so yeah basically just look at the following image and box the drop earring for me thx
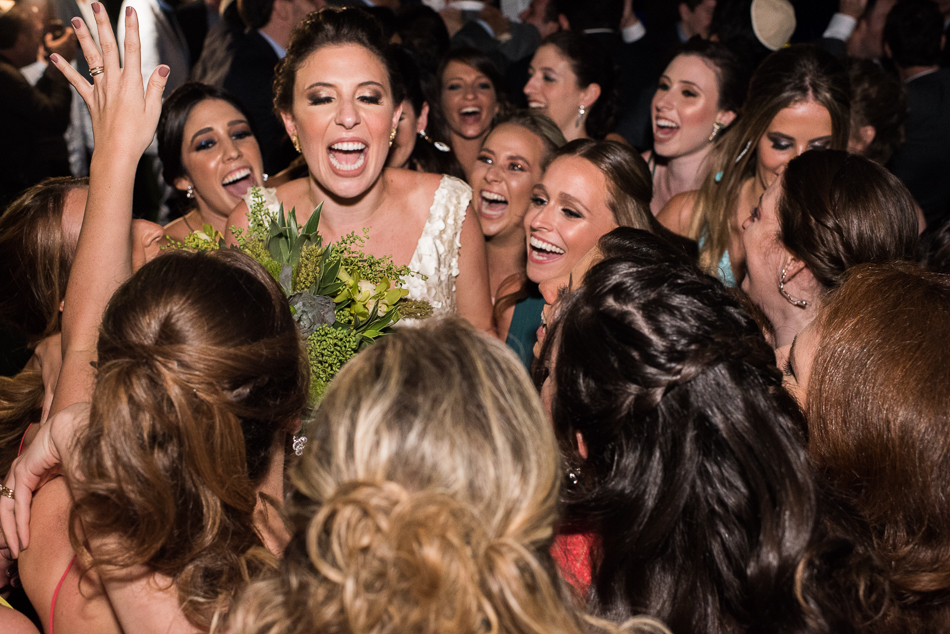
[779,267,808,308]
[708,121,725,142]
[418,130,451,152]
[389,127,397,147]
[575,104,586,128]
[186,185,194,199]
[292,134,301,153]
[262,173,269,182]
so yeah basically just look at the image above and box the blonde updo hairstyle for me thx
[69,250,309,629]
[228,319,642,634]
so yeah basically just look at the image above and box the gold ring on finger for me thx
[0,485,13,500]
[89,66,105,77]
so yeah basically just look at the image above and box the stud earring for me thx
[389,127,397,147]
[292,134,301,153]
[186,185,194,199]
[708,121,725,142]
[575,104,586,128]
[262,173,269,182]
[779,267,808,308]
[418,130,451,152]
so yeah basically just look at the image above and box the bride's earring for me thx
[779,267,808,308]
[575,104,586,128]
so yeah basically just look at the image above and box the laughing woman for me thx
[228,9,493,331]
[468,111,565,319]
[159,83,266,242]
[438,48,504,179]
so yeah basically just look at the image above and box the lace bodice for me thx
[242,175,472,317]
[402,175,471,316]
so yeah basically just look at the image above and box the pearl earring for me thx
[575,104,586,128]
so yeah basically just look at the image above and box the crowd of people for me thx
[1,0,950,633]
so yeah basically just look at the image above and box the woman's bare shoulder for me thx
[161,216,191,243]
[657,190,698,236]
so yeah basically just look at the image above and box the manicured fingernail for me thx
[158,66,169,77]
[92,2,100,13]
[126,5,132,15]
[49,53,60,63]
[71,16,82,28]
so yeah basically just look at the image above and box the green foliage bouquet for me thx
[181,187,431,401]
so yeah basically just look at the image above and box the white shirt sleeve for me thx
[822,13,857,42]
[622,20,647,44]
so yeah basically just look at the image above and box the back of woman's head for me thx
[808,263,950,601]
[227,318,600,634]
[550,243,816,632]
[542,31,618,139]
[0,177,87,344]
[158,82,252,187]
[778,150,918,294]
[845,58,907,165]
[71,249,308,628]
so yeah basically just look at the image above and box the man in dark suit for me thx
[0,7,76,208]
[884,0,950,231]
[192,0,324,175]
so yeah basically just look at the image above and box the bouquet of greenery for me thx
[180,187,432,401]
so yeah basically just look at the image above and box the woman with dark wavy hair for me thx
[541,228,823,633]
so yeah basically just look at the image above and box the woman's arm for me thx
[49,5,169,418]
[455,208,495,335]
[1,0,167,556]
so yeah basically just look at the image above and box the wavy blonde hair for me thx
[227,318,667,634]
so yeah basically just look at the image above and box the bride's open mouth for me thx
[222,167,254,198]
[328,141,367,172]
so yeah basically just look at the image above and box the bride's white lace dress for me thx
[245,174,472,317]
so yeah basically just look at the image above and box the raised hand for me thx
[48,3,168,164]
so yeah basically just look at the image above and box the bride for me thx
[227,8,493,331]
